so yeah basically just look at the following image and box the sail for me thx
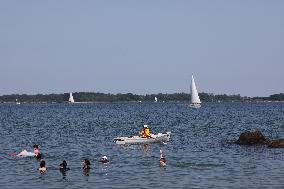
[155,97,158,102]
[68,93,75,103]
[190,75,201,104]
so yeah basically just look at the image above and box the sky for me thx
[0,1,283,97]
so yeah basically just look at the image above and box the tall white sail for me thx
[190,75,201,108]
[68,93,75,103]
[155,97,158,102]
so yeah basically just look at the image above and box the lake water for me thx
[0,102,283,189]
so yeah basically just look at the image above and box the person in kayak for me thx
[159,149,166,167]
[38,160,47,173]
[99,155,109,163]
[139,124,151,138]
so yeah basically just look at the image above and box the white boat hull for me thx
[189,103,201,109]
[114,132,171,145]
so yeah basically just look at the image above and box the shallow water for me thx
[0,102,283,189]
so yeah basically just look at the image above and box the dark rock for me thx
[235,130,269,145]
[268,139,284,148]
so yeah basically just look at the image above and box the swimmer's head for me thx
[83,159,90,166]
[40,160,46,168]
[100,156,109,163]
[33,144,39,149]
[60,160,67,169]
[62,160,67,166]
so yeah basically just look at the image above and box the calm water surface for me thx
[0,102,283,189]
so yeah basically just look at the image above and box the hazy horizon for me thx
[0,1,283,97]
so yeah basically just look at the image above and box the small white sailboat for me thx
[16,99,20,105]
[189,75,201,108]
[68,93,75,103]
[154,97,158,102]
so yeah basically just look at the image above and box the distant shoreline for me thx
[0,92,283,103]
[1,101,284,105]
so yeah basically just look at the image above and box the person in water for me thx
[99,156,109,163]
[33,144,42,159]
[82,159,91,170]
[16,144,41,159]
[59,160,70,171]
[139,124,151,138]
[82,159,91,176]
[38,160,47,173]
[159,149,166,167]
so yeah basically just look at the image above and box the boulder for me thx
[235,130,269,145]
[268,139,284,148]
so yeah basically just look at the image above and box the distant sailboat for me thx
[189,75,201,108]
[154,97,158,103]
[68,93,75,103]
[16,98,20,105]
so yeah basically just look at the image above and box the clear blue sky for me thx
[0,1,283,97]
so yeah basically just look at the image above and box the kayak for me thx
[114,132,171,145]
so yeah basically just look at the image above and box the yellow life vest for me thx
[144,128,150,138]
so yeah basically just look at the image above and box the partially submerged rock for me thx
[235,130,269,145]
[235,129,284,148]
[268,139,284,148]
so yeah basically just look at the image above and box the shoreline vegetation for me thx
[0,92,283,103]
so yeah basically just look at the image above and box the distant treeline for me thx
[0,92,283,103]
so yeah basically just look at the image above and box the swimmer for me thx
[159,149,166,167]
[38,160,47,173]
[82,159,91,170]
[99,156,109,163]
[82,159,90,176]
[59,160,70,171]
[33,144,42,159]
[16,150,31,157]
[16,144,41,159]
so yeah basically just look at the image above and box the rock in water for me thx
[268,139,284,148]
[235,130,268,145]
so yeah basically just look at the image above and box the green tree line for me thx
[0,92,283,103]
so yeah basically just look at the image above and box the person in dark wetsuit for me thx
[59,160,70,171]
[59,160,70,176]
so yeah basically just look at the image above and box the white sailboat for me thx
[16,98,20,105]
[154,97,158,102]
[68,93,75,103]
[189,75,201,108]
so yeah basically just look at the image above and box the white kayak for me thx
[114,132,171,145]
